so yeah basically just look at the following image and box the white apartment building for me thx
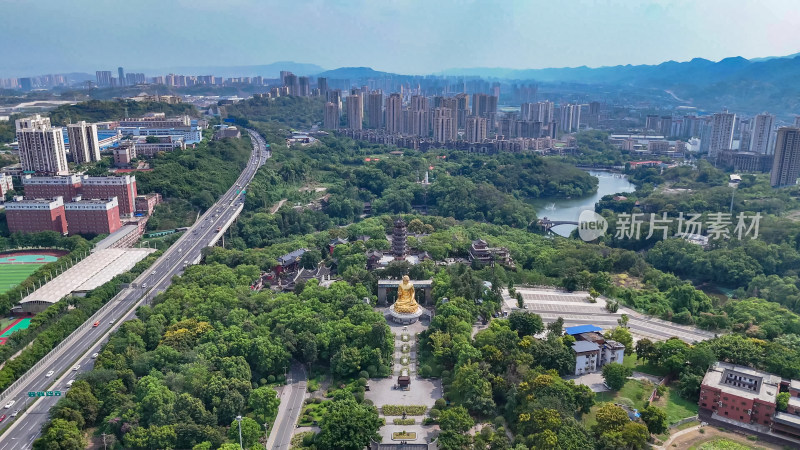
[15,115,69,175]
[67,121,101,164]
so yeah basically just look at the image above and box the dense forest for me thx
[34,215,800,448]
[135,131,253,230]
[34,263,392,449]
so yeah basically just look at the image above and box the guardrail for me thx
[0,283,144,403]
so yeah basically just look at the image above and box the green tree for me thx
[438,405,474,450]
[228,417,262,449]
[634,338,656,362]
[592,403,629,436]
[249,386,280,424]
[316,397,381,450]
[508,311,544,337]
[639,405,668,434]
[33,419,86,450]
[547,317,564,336]
[602,363,632,391]
[777,392,790,412]
[603,326,634,354]
[450,361,496,415]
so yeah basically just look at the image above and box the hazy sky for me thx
[2,0,799,77]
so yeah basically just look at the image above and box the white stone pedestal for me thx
[388,304,425,324]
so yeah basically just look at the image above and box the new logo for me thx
[578,210,608,241]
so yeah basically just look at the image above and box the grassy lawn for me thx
[0,317,13,331]
[689,437,765,450]
[622,353,670,377]
[654,385,698,424]
[584,379,652,427]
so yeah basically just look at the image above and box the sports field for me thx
[0,264,42,293]
[0,318,32,345]
[0,253,59,294]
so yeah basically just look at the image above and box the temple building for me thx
[392,218,408,258]
[468,239,514,268]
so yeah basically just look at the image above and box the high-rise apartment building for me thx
[645,115,660,131]
[125,73,146,85]
[795,116,800,128]
[317,77,328,96]
[16,115,69,175]
[67,121,101,164]
[385,93,403,134]
[298,77,310,97]
[407,95,429,137]
[117,67,125,86]
[559,104,582,133]
[19,78,32,91]
[284,73,299,96]
[465,116,487,143]
[280,71,291,85]
[328,89,342,112]
[324,102,339,130]
[455,93,470,129]
[709,112,736,159]
[472,93,487,117]
[522,101,554,124]
[749,113,775,155]
[433,108,455,143]
[770,127,800,188]
[346,95,363,130]
[96,71,112,87]
[366,91,383,129]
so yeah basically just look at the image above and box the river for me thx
[531,170,636,237]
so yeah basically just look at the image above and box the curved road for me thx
[0,129,270,449]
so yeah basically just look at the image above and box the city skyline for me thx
[2,0,800,77]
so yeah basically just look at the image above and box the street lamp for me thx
[236,415,243,449]
[264,422,269,450]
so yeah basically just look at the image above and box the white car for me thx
[91,353,98,359]
[66,380,75,387]
[109,319,115,324]
[72,365,80,371]
[45,370,54,378]
[10,410,19,418]
[4,401,14,409]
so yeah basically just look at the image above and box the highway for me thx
[0,129,270,449]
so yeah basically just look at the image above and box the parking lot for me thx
[504,287,716,343]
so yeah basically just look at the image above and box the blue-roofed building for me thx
[565,324,603,335]
[568,324,626,376]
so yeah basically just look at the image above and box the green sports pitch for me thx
[0,264,42,293]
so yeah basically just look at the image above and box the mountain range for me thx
[138,61,325,79]
[310,55,800,116]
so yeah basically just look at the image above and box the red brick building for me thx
[700,362,800,439]
[22,174,83,200]
[5,196,67,234]
[64,196,121,235]
[80,175,137,216]
[135,193,162,216]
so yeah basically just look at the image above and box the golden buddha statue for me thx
[394,275,419,314]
